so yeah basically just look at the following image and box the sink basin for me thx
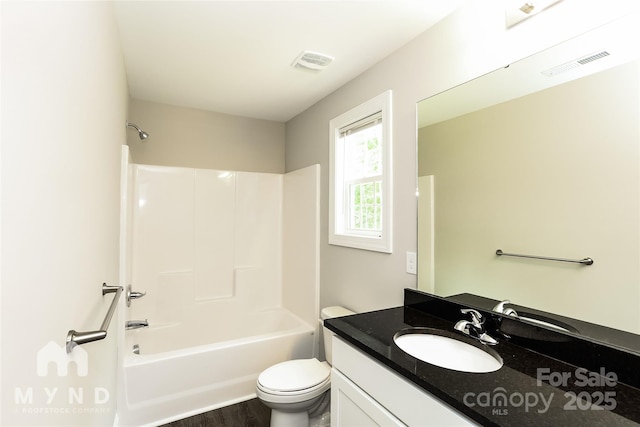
[393,329,503,373]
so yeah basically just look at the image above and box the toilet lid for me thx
[258,359,330,392]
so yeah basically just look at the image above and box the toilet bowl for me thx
[256,306,354,427]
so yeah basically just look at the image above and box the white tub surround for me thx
[117,164,320,426]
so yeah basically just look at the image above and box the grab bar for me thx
[496,249,593,266]
[66,283,123,353]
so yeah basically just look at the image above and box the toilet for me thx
[256,306,355,427]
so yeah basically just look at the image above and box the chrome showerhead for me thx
[126,122,149,140]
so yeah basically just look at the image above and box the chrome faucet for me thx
[125,319,149,330]
[492,300,518,317]
[454,309,498,345]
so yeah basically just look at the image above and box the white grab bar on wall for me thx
[66,283,123,353]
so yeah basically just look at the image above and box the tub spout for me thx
[126,319,149,330]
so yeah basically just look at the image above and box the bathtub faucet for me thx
[125,319,149,330]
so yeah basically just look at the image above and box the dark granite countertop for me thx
[324,289,640,427]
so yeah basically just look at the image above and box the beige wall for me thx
[1,1,128,425]
[127,99,285,173]
[419,62,640,332]
[285,1,639,313]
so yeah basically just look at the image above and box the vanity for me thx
[324,13,640,426]
[325,289,640,426]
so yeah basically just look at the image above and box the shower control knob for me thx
[126,285,147,307]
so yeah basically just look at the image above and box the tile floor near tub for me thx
[161,399,270,427]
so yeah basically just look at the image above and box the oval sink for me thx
[393,329,503,373]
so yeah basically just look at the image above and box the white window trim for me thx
[329,90,393,253]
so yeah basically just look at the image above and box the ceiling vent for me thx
[542,50,610,77]
[291,50,334,71]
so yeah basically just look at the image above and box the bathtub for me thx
[117,308,315,427]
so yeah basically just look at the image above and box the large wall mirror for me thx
[417,14,640,349]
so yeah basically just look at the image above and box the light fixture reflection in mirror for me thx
[504,0,562,28]
[416,14,640,349]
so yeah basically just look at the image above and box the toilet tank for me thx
[321,306,355,365]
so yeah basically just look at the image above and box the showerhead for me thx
[126,122,149,140]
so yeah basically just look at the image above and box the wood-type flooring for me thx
[160,398,270,427]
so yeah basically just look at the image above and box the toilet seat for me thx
[257,359,331,402]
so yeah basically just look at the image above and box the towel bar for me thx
[496,249,593,266]
[66,283,123,353]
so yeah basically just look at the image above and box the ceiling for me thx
[114,1,466,122]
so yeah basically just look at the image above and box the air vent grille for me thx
[291,51,334,71]
[542,50,610,77]
[577,51,610,65]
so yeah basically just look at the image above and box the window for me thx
[329,90,392,253]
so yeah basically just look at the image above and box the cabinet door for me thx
[332,337,477,426]
[331,368,405,426]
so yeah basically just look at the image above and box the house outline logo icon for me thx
[37,341,88,377]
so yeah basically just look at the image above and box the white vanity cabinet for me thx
[331,337,477,427]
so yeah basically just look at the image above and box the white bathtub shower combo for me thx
[117,157,321,426]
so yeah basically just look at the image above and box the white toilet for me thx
[256,306,355,427]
